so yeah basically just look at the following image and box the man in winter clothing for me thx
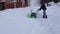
[37,1,47,18]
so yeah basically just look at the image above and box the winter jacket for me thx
[38,3,47,10]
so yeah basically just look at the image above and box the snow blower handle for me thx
[37,7,41,12]
[36,9,40,13]
[37,9,40,11]
[36,10,39,14]
[36,9,41,14]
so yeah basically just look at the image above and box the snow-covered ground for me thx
[0,2,60,34]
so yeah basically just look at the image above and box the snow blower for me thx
[27,9,37,18]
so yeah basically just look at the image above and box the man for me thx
[37,1,47,18]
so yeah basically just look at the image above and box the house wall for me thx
[1,0,41,9]
[0,0,2,3]
[16,2,22,8]
[1,0,28,9]
[0,0,5,10]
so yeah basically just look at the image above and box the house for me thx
[0,0,29,9]
[0,0,5,10]
[5,0,29,9]
[0,0,60,10]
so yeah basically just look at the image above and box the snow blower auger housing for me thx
[27,9,37,18]
[31,12,37,18]
[27,12,37,18]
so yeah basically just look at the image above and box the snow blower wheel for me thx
[31,13,37,18]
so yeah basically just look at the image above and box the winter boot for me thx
[42,15,47,18]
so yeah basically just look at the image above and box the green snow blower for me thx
[27,13,32,18]
[27,9,37,18]
[27,12,37,18]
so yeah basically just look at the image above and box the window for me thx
[2,0,6,2]
[25,0,27,2]
[11,0,16,2]
[17,0,22,2]
[19,0,21,1]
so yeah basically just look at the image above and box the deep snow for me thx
[0,2,60,34]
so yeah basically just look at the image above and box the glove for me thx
[37,8,41,11]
